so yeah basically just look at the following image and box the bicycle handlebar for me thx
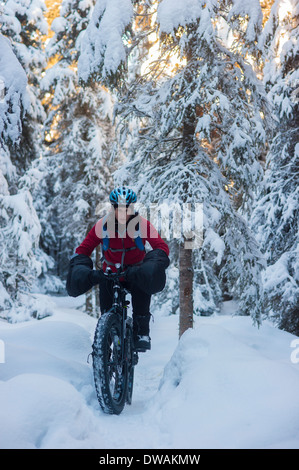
[104,265,126,281]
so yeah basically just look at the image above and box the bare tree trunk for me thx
[179,239,193,337]
[178,59,196,337]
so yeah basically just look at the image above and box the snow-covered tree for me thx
[0,0,48,174]
[251,0,299,335]
[0,34,29,150]
[40,0,115,288]
[77,0,134,90]
[0,34,44,322]
[78,0,270,331]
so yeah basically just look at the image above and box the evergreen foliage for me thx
[38,0,115,280]
[79,0,271,324]
[0,0,297,334]
[0,33,42,320]
[251,0,299,334]
[1,0,48,174]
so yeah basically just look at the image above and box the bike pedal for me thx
[135,347,148,353]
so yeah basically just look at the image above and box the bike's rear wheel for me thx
[92,311,128,415]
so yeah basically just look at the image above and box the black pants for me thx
[99,279,151,336]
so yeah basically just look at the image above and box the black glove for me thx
[66,254,93,297]
[89,269,106,286]
[124,249,170,295]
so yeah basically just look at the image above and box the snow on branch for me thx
[157,0,208,33]
[227,0,263,43]
[0,34,29,146]
[77,0,133,84]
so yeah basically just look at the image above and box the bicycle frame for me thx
[92,265,137,414]
[109,271,130,365]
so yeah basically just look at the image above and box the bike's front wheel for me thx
[126,320,135,405]
[92,311,128,415]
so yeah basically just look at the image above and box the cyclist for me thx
[67,187,170,351]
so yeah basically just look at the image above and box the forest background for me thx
[0,0,298,337]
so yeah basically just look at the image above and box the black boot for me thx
[134,313,151,352]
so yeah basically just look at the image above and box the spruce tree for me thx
[251,0,299,335]
[78,0,270,331]
[0,0,48,176]
[40,0,114,300]
[0,0,57,299]
[0,34,43,321]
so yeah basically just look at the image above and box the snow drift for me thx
[0,295,298,449]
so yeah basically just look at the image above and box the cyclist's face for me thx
[114,204,133,223]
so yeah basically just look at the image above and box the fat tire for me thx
[92,311,128,415]
[126,320,134,405]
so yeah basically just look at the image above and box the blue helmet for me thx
[109,187,137,205]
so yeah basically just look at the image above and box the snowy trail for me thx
[0,294,299,449]
[0,295,179,449]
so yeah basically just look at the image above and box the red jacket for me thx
[75,213,169,272]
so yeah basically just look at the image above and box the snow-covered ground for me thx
[0,294,298,449]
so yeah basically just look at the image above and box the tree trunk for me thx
[179,57,196,337]
[179,240,193,337]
